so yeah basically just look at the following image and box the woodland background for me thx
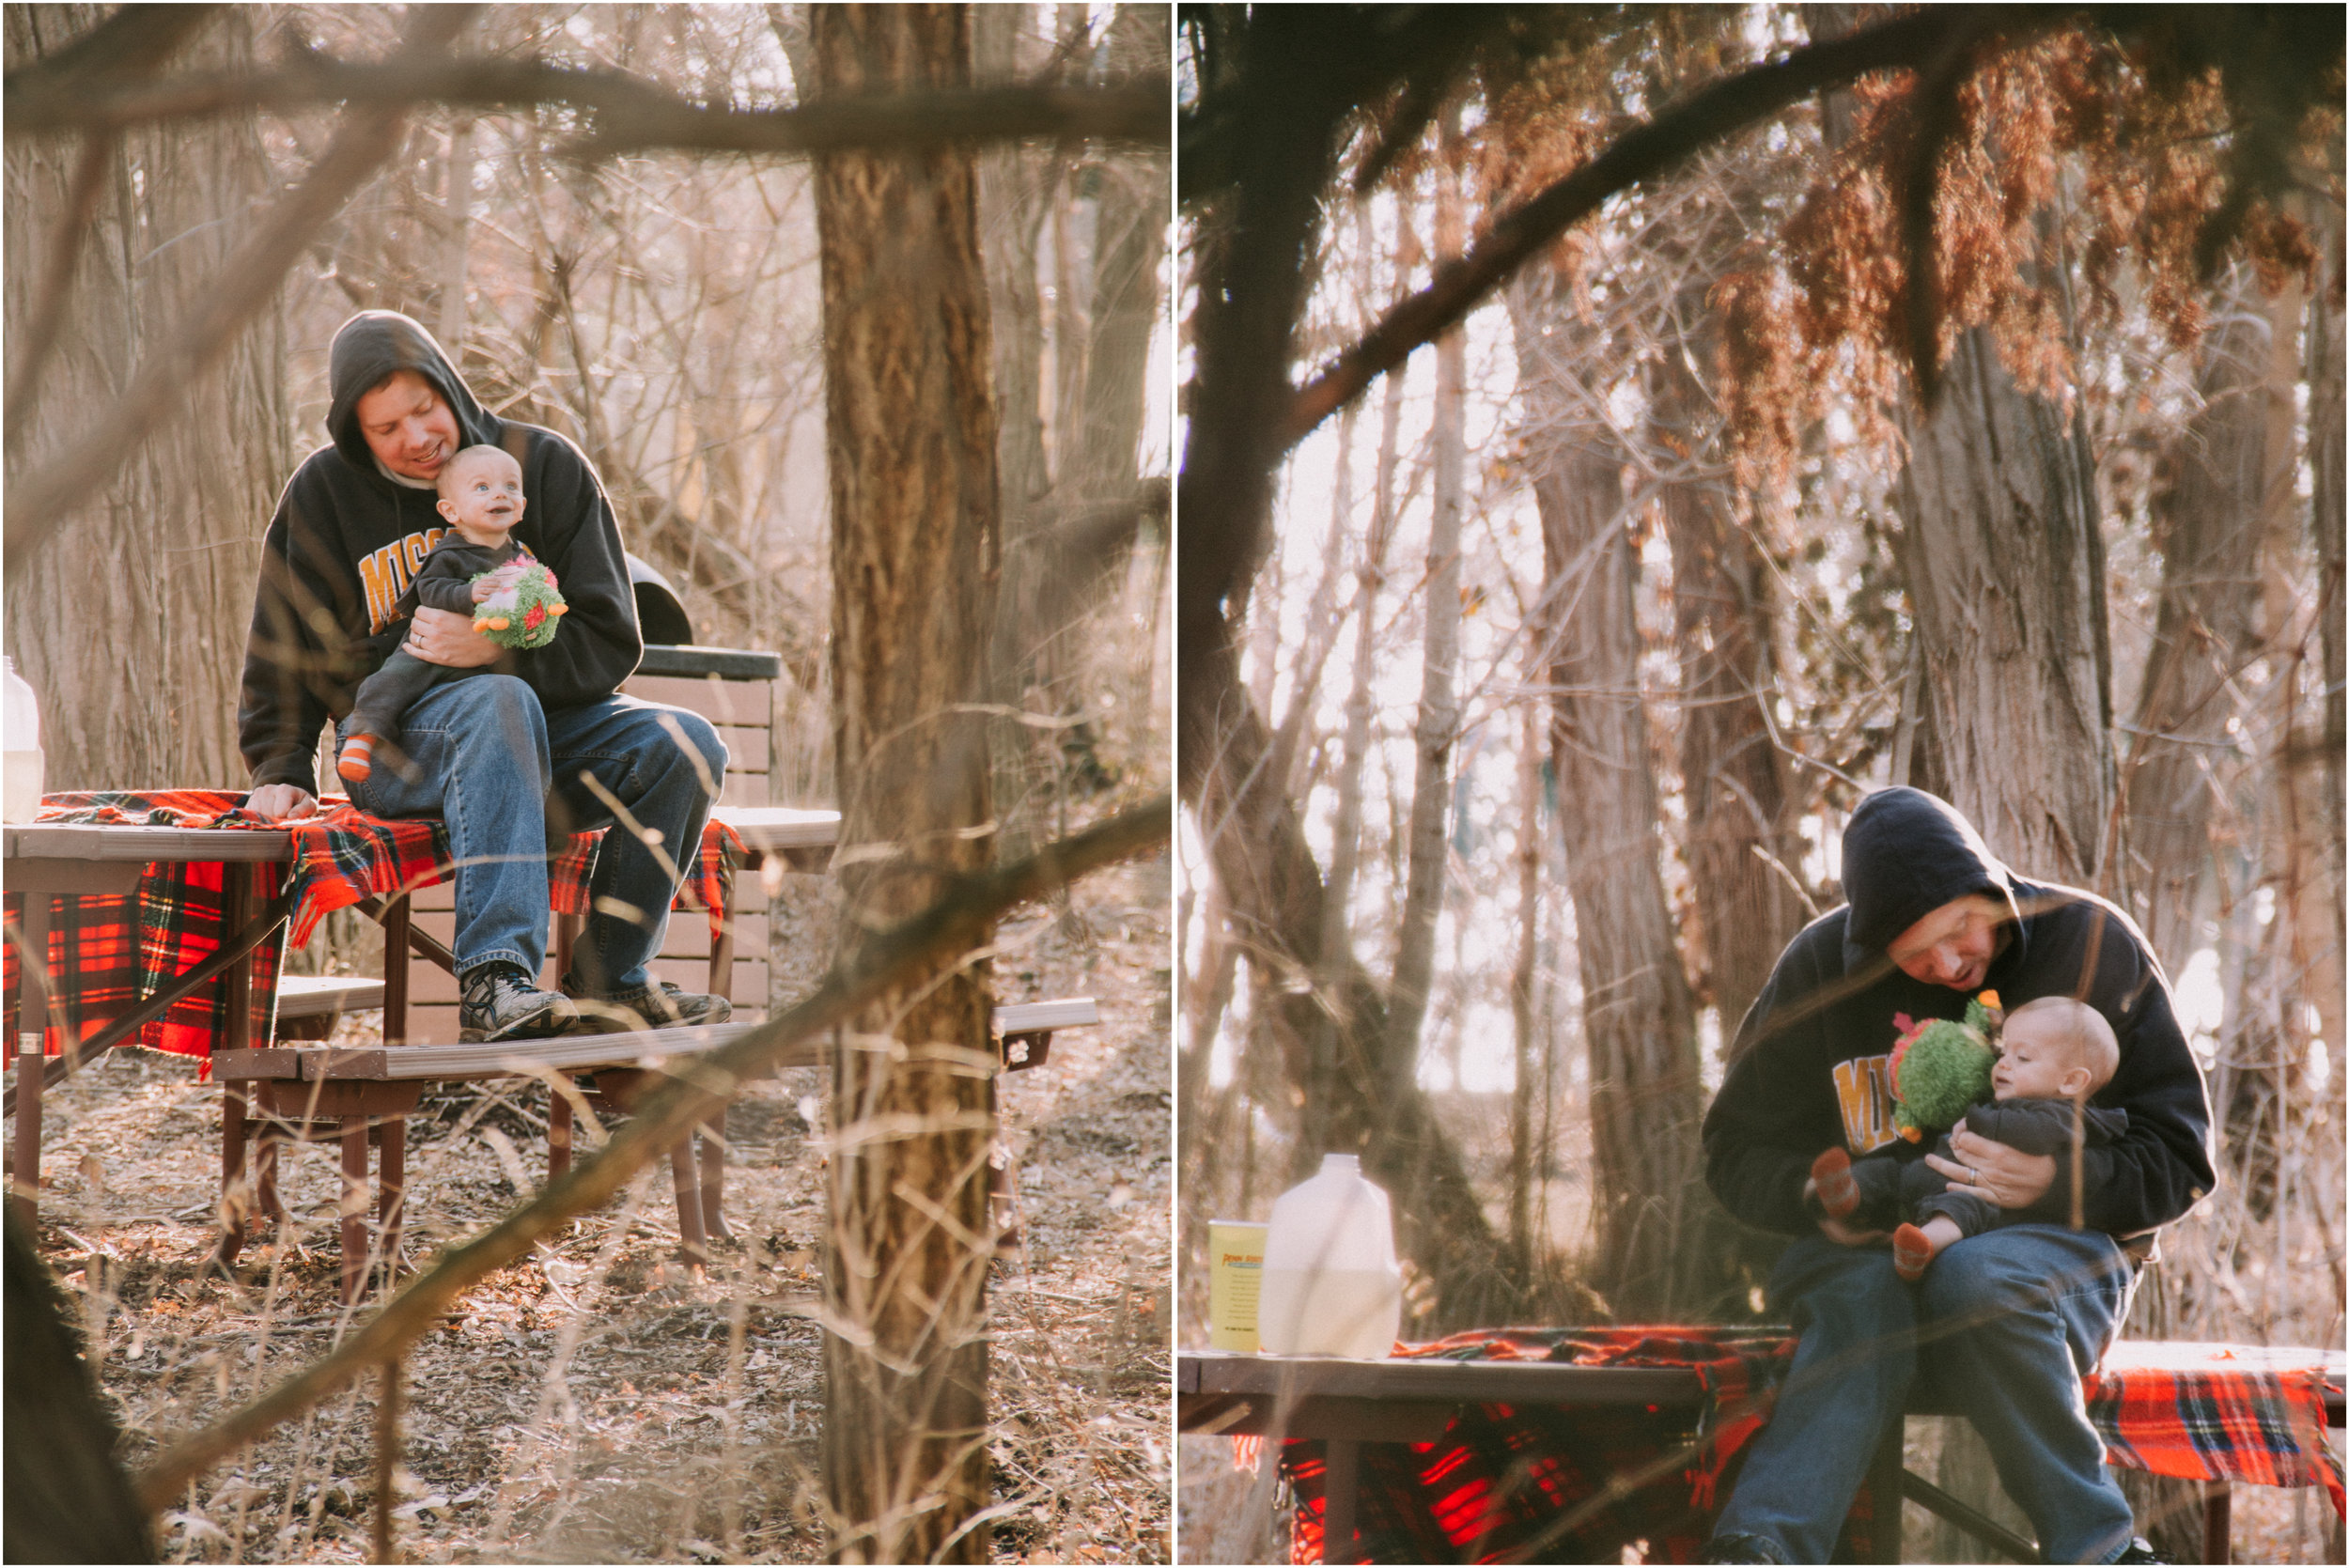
[6,4,1172,1562]
[1174,7,2343,1560]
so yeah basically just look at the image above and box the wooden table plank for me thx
[998,998,1100,1033]
[2,823,294,862]
[709,805,842,851]
[1178,1349,1704,1409]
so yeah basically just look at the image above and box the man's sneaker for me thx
[563,976,733,1033]
[458,963,577,1043]
[2111,1541,2170,1565]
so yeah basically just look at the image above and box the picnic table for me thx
[1178,1342,2347,1564]
[5,802,1099,1299]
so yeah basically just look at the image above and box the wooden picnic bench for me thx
[1178,1345,2347,1565]
[8,799,1101,1300]
[213,998,1099,1300]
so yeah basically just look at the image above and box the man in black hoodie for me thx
[1700,787,2213,1565]
[240,311,732,1043]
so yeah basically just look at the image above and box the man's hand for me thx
[405,605,501,667]
[1926,1126,2057,1210]
[246,784,318,823]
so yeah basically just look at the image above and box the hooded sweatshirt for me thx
[239,312,641,794]
[1702,786,2216,1241]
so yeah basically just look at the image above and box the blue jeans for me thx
[1710,1225,2140,1565]
[340,675,728,991]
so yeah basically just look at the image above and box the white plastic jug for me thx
[2,657,41,824]
[1255,1152,1403,1358]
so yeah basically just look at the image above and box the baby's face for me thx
[1991,1014,2083,1100]
[439,451,525,538]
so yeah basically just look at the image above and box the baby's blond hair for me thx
[2004,996,2119,1092]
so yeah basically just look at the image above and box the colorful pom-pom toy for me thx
[1888,992,2002,1140]
[472,561,568,649]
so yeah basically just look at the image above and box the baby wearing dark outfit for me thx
[337,444,532,782]
[1811,995,2127,1280]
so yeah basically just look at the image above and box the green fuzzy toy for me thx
[1888,992,2003,1141]
[470,561,568,650]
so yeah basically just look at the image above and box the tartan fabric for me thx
[1276,1329,2346,1564]
[4,859,287,1065]
[283,798,597,947]
[1282,1327,1853,1566]
[5,789,739,1066]
[2087,1343,2345,1515]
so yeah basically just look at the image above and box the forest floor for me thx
[31,850,1174,1564]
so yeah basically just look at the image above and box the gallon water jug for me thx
[2,657,41,823]
[1255,1152,1403,1358]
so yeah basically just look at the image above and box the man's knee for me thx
[650,706,727,784]
[1916,1229,2119,1327]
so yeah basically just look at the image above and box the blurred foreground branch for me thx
[132,793,1169,1515]
[5,48,1171,156]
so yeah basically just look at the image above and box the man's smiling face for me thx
[1887,893,2009,990]
[355,369,460,480]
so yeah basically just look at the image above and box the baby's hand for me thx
[471,562,524,602]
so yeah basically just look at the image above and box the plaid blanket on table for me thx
[5,789,741,1068]
[2087,1341,2344,1514]
[1280,1327,1825,1566]
[1276,1328,2345,1564]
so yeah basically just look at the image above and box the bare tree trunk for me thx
[1069,3,1167,510]
[2302,192,2345,1061]
[1311,227,1411,1159]
[436,116,474,352]
[1652,347,1803,1033]
[3,4,290,790]
[1528,430,1717,1317]
[2118,277,2277,972]
[1509,262,1719,1315]
[1896,327,2114,885]
[810,8,1000,1561]
[972,4,1058,857]
[1508,686,1543,1274]
[1385,126,1467,1085]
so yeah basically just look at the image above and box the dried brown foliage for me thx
[1720,22,2339,488]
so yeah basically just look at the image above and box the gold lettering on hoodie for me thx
[1832,1054,1899,1154]
[358,527,449,633]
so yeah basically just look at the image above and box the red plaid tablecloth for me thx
[2087,1341,2344,1514]
[5,789,740,1069]
[1281,1327,1821,1566]
[1275,1328,2345,1564]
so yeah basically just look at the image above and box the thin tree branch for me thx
[1274,6,2065,451]
[1,5,486,575]
[132,796,1169,1514]
[5,51,1170,154]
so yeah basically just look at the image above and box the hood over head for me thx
[1840,786,2019,966]
[325,310,501,473]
